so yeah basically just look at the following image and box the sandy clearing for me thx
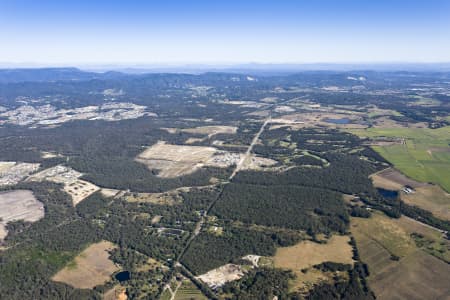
[100,188,121,198]
[136,141,273,177]
[0,190,44,241]
[181,125,237,138]
[63,179,100,206]
[28,165,100,205]
[196,264,246,288]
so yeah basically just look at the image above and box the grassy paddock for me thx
[349,126,450,192]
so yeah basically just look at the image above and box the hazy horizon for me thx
[1,0,449,65]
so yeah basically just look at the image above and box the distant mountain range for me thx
[0,63,450,83]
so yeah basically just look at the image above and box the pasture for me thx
[370,167,427,190]
[273,235,353,292]
[350,126,450,192]
[401,185,450,221]
[52,241,119,289]
[351,212,450,299]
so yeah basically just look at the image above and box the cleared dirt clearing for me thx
[136,142,217,178]
[27,165,100,205]
[196,264,246,288]
[181,125,237,137]
[52,241,119,289]
[0,161,40,186]
[0,190,44,241]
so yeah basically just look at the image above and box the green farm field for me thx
[349,126,450,192]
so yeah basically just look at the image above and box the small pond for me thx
[115,271,130,282]
[377,188,399,199]
[323,118,351,124]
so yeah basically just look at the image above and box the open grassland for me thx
[349,126,450,192]
[351,212,450,299]
[52,241,119,289]
[373,250,450,300]
[0,190,44,241]
[351,213,416,259]
[273,236,353,292]
[395,216,450,263]
[401,185,450,221]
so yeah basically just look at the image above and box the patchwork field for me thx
[52,241,119,289]
[351,212,450,299]
[0,190,44,241]
[401,185,450,221]
[273,235,354,292]
[173,279,207,300]
[350,126,450,192]
[370,167,428,191]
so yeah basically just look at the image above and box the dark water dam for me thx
[377,188,399,199]
[115,271,130,282]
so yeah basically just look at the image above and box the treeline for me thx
[220,268,294,299]
[0,116,234,193]
[234,152,377,195]
[361,191,450,232]
[181,225,302,275]
[0,182,224,299]
[212,183,349,234]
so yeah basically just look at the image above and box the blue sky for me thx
[1,0,449,65]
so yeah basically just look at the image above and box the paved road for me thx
[230,117,271,180]
[165,117,271,297]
